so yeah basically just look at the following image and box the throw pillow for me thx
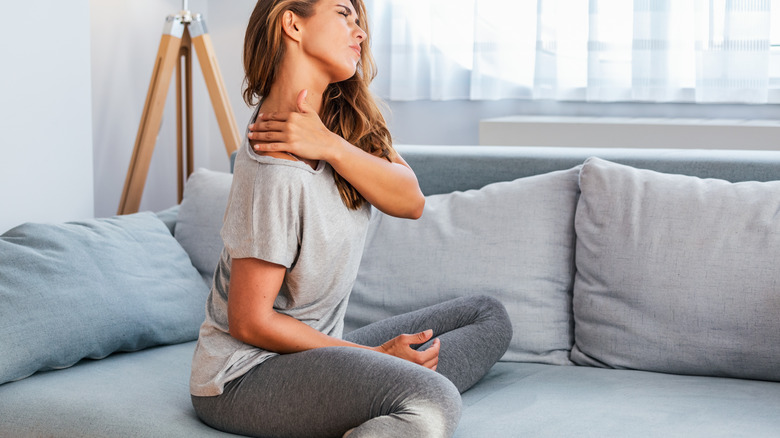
[347,167,582,364]
[174,168,233,284]
[0,212,209,385]
[572,157,780,381]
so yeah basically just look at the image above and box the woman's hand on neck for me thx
[249,87,345,170]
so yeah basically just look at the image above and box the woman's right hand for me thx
[373,329,440,371]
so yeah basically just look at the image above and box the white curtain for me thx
[367,0,775,103]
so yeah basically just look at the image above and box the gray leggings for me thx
[192,295,512,438]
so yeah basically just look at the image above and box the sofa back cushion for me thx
[572,158,780,381]
[347,167,581,365]
[397,144,780,196]
[0,212,209,385]
[174,168,234,285]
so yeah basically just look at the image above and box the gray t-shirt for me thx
[190,134,371,397]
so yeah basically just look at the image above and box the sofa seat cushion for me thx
[457,363,780,437]
[0,342,237,437]
[347,167,582,365]
[3,342,777,438]
[0,212,209,385]
[572,157,780,381]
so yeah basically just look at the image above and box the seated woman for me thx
[189,1,512,437]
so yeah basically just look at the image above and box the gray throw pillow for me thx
[572,157,780,381]
[347,167,582,364]
[174,168,233,284]
[0,212,209,385]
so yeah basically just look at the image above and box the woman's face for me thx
[299,0,367,83]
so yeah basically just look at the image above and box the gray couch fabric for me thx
[0,342,223,438]
[349,167,581,365]
[457,362,780,438]
[572,157,780,381]
[401,145,780,195]
[174,168,234,285]
[2,342,778,437]
[0,212,208,385]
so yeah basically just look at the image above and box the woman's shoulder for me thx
[237,143,319,173]
[233,146,324,197]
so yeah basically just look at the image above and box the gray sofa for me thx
[1,144,779,437]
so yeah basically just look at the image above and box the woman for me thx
[189,1,512,437]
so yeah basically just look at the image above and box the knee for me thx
[471,294,506,315]
[402,373,462,437]
[472,295,513,343]
[430,372,463,415]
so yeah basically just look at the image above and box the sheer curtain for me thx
[366,0,775,103]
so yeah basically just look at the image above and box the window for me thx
[367,0,779,103]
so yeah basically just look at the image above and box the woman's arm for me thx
[248,90,425,219]
[228,257,355,352]
[228,257,440,369]
[326,136,424,219]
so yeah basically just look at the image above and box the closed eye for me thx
[337,4,360,26]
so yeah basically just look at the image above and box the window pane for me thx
[472,0,537,99]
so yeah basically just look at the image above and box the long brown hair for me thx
[243,0,394,210]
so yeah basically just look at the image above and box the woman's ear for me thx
[281,10,302,43]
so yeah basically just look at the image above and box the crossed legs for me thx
[192,295,512,437]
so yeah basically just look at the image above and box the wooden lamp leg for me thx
[117,17,185,215]
[176,28,194,204]
[190,16,241,157]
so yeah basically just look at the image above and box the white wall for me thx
[0,0,94,233]
[202,0,258,168]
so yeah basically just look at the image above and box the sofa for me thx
[2,144,780,437]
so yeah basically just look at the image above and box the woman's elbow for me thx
[409,196,425,219]
[228,319,253,345]
[373,191,425,219]
[228,311,269,346]
[400,194,425,220]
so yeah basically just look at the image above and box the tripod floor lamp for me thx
[118,2,240,215]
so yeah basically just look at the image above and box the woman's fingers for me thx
[380,331,440,369]
[418,338,440,370]
[252,142,284,152]
[256,111,291,122]
[296,89,312,114]
[249,120,286,133]
[247,117,302,148]
[402,329,433,347]
[249,130,287,143]
[248,107,337,163]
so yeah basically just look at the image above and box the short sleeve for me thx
[220,160,303,268]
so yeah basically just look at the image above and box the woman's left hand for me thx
[248,89,339,161]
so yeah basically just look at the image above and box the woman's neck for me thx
[259,56,329,115]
